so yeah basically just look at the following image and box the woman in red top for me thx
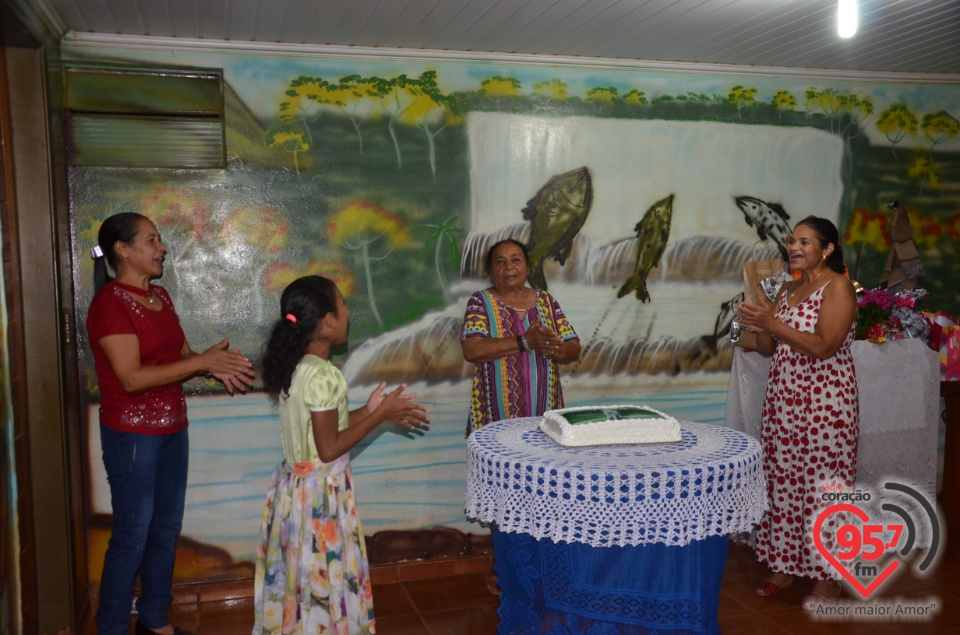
[87,213,255,635]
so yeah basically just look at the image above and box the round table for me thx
[465,418,766,635]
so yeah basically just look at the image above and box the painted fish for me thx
[617,194,674,302]
[701,292,743,353]
[735,196,791,261]
[523,167,593,290]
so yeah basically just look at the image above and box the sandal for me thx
[755,575,793,597]
[804,581,841,607]
[485,573,502,596]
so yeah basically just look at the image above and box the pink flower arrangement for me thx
[855,288,918,342]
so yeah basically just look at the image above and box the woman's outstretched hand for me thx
[200,338,255,394]
[366,382,430,431]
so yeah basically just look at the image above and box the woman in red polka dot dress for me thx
[735,216,858,607]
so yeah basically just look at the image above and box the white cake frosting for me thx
[539,404,681,446]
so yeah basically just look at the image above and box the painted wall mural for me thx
[1,221,20,635]
[64,43,960,583]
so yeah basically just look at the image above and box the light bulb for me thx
[838,0,858,38]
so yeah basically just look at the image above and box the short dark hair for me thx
[796,216,846,274]
[484,239,530,276]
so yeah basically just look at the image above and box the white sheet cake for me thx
[539,405,681,446]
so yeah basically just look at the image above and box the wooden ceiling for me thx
[12,0,960,77]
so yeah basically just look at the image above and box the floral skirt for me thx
[253,458,375,634]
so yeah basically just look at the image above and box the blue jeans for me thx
[95,425,189,635]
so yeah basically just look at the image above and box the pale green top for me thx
[279,355,349,464]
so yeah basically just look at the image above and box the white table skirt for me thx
[724,338,940,546]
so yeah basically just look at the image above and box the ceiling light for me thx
[838,0,858,38]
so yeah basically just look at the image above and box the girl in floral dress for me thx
[254,275,429,634]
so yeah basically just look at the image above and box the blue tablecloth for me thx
[465,418,765,634]
[494,530,728,635]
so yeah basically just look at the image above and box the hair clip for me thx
[90,245,104,259]
[285,313,298,324]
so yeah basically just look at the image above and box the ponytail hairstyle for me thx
[262,275,339,399]
[92,212,148,292]
[796,215,847,274]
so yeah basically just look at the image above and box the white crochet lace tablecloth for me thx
[465,418,766,548]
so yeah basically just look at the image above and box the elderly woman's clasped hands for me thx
[525,323,563,358]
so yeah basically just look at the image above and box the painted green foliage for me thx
[268,70,459,178]
[253,67,960,327]
[413,216,464,305]
[481,76,521,97]
[264,125,309,172]
[876,103,918,163]
[922,110,960,150]
[328,201,411,332]
[586,86,619,114]
[772,90,797,117]
[728,85,757,117]
[909,109,959,194]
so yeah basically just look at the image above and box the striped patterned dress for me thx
[461,289,579,436]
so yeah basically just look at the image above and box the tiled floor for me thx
[98,542,960,634]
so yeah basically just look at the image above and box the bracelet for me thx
[516,335,528,352]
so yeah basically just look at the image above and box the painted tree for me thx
[336,74,381,154]
[143,186,212,242]
[279,76,346,145]
[219,205,290,319]
[264,126,310,173]
[921,110,960,155]
[264,259,356,299]
[727,85,757,117]
[413,215,464,304]
[622,89,647,106]
[374,74,424,169]
[844,207,891,279]
[804,88,873,136]
[481,76,521,109]
[908,149,941,195]
[681,92,712,102]
[532,79,567,100]
[771,90,796,118]
[837,93,874,138]
[399,71,459,179]
[946,213,960,241]
[908,208,943,249]
[876,102,918,164]
[328,201,410,332]
[585,86,618,114]
[142,186,213,306]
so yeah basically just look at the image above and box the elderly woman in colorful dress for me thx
[461,238,581,593]
[461,238,582,434]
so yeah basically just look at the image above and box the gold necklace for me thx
[789,268,826,298]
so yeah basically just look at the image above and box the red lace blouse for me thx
[86,281,188,435]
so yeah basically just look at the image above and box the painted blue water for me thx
[88,382,733,561]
